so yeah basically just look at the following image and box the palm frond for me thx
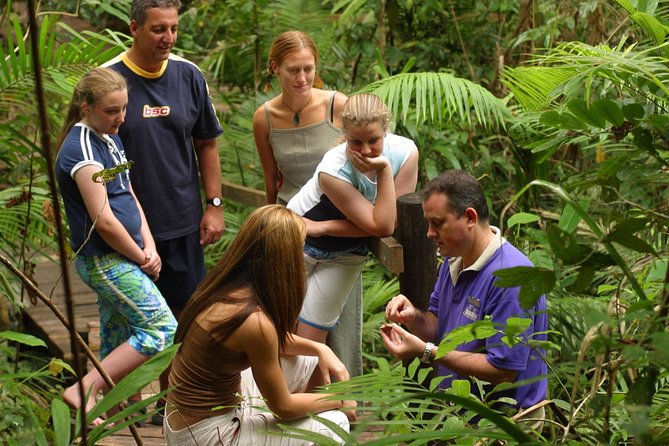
[312,358,533,445]
[503,40,669,111]
[0,183,57,259]
[1,14,127,118]
[265,0,337,45]
[360,72,511,130]
[219,95,267,189]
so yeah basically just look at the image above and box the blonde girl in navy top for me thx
[56,67,176,427]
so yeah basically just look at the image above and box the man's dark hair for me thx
[420,170,490,223]
[131,0,180,26]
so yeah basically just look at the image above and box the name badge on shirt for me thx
[463,295,481,321]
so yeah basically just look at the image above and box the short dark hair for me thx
[420,170,490,223]
[130,0,180,26]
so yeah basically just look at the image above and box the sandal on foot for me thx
[127,399,147,428]
[151,399,166,426]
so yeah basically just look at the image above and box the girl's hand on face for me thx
[346,147,389,173]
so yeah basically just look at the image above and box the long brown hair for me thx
[264,30,324,92]
[56,67,127,148]
[176,205,307,351]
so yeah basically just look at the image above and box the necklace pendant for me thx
[293,113,299,126]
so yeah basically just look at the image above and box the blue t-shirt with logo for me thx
[103,52,223,240]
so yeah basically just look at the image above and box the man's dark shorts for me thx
[154,231,205,312]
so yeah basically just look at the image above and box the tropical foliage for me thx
[2,0,669,444]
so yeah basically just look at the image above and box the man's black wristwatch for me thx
[206,197,222,207]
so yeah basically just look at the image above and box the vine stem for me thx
[24,0,142,443]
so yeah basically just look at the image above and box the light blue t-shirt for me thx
[288,133,416,253]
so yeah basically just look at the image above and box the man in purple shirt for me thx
[381,170,547,420]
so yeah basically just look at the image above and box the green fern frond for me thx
[503,41,669,111]
[360,72,511,130]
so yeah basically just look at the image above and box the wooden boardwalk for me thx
[24,260,100,362]
[26,259,386,445]
[24,259,167,444]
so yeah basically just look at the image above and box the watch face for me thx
[212,197,222,207]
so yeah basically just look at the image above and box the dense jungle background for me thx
[2,0,669,444]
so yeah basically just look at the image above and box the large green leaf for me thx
[593,98,625,126]
[492,266,555,309]
[51,398,71,446]
[622,102,645,121]
[503,41,669,112]
[630,12,665,44]
[539,110,589,130]
[506,212,540,229]
[567,98,606,128]
[604,231,657,255]
[558,200,587,233]
[436,319,498,356]
[0,331,47,347]
[547,224,592,265]
[502,66,578,111]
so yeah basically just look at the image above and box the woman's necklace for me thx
[282,92,313,127]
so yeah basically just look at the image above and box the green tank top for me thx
[265,91,342,203]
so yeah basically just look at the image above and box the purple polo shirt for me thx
[428,227,547,410]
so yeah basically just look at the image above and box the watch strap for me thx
[206,197,222,207]
[421,342,435,364]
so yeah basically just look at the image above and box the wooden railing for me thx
[221,180,437,311]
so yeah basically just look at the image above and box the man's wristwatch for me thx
[420,342,435,364]
[206,197,222,207]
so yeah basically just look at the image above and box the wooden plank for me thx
[25,257,99,361]
[221,179,266,208]
[220,180,407,274]
[368,236,404,274]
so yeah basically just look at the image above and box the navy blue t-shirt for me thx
[56,123,143,256]
[103,52,223,240]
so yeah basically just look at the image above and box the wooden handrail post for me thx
[395,192,438,311]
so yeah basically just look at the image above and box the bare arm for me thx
[129,184,161,279]
[330,91,348,129]
[311,145,418,238]
[393,147,419,197]
[227,312,353,420]
[74,165,146,265]
[320,157,396,237]
[253,105,281,204]
[282,333,349,384]
[194,137,225,246]
[304,217,370,238]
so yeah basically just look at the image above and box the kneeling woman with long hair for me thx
[165,205,356,445]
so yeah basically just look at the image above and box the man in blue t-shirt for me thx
[381,170,548,421]
[103,0,225,425]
